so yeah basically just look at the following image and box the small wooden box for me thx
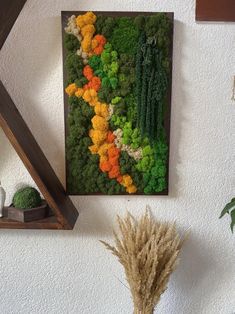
[3,200,49,222]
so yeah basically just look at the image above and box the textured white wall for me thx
[0,0,235,313]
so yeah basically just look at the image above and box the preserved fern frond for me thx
[145,68,155,138]
[136,32,145,129]
[135,13,172,145]
[140,45,152,136]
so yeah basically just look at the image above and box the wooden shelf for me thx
[0,0,79,230]
[0,215,62,230]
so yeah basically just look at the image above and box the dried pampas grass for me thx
[100,210,184,314]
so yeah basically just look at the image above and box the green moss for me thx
[65,53,84,84]
[119,151,144,192]
[64,13,171,195]
[134,13,172,40]
[143,137,168,193]
[118,54,136,97]
[136,145,155,172]
[134,15,145,29]
[88,55,102,72]
[64,33,80,52]
[95,16,117,40]
[110,17,139,55]
[67,96,125,194]
[89,44,120,103]
[13,187,42,209]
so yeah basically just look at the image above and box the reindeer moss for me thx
[64,33,81,52]
[66,97,125,194]
[95,16,117,40]
[64,12,172,194]
[13,187,42,209]
[110,17,139,55]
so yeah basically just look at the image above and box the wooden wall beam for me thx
[0,0,79,229]
[0,0,27,49]
[0,82,78,229]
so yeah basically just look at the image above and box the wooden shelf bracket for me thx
[0,0,79,230]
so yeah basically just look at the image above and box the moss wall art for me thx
[62,11,173,195]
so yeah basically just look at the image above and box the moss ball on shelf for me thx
[12,187,42,209]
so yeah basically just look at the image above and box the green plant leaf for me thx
[219,198,235,219]
[230,209,235,233]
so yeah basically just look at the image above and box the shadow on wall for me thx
[0,15,66,187]
[0,129,12,175]
[169,20,188,199]
[158,232,217,314]
[72,196,115,237]
[25,16,66,185]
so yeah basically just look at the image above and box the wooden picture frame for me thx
[62,11,174,196]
